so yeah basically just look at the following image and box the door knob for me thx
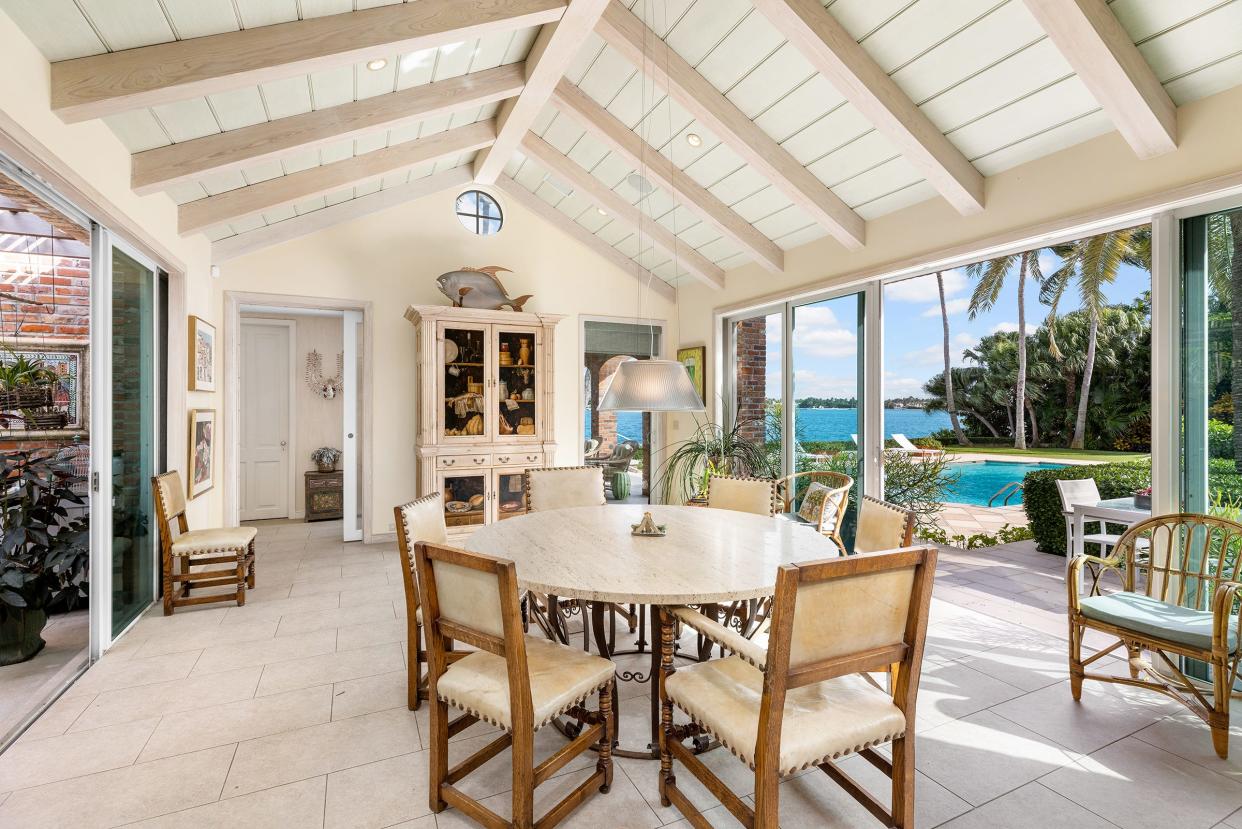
[347,433,354,439]
[280,441,287,448]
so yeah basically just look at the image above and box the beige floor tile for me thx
[290,573,391,598]
[936,781,1118,829]
[132,619,280,660]
[0,717,158,790]
[915,661,1026,731]
[139,684,333,761]
[336,617,408,651]
[324,750,431,829]
[126,777,327,828]
[126,607,230,640]
[915,709,1080,805]
[219,593,341,624]
[15,692,94,741]
[190,627,338,675]
[63,649,202,698]
[1044,736,1242,828]
[617,744,757,823]
[957,637,1089,692]
[990,678,1183,754]
[384,817,436,829]
[1134,711,1242,781]
[331,670,407,720]
[70,666,261,732]
[658,803,738,828]
[0,745,235,829]
[339,586,405,608]
[275,603,397,638]
[223,707,420,797]
[295,563,345,582]
[256,641,404,697]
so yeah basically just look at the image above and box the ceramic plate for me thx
[444,339,459,363]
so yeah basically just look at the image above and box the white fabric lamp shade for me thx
[598,359,704,412]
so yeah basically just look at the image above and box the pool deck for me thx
[945,451,1099,466]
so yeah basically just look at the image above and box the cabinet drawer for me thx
[493,451,544,467]
[437,454,490,470]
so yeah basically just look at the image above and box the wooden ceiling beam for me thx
[180,119,495,235]
[212,167,473,262]
[595,1,864,250]
[551,80,784,273]
[133,64,524,195]
[473,0,610,184]
[496,174,675,299]
[752,0,984,215]
[1023,0,1176,159]
[51,0,566,122]
[519,133,725,288]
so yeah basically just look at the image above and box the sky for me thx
[761,250,1151,401]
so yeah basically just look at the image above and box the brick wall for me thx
[734,317,767,445]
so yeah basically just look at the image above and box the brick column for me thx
[734,317,767,445]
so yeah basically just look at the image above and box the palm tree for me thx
[1205,213,1242,469]
[966,250,1045,449]
[1042,227,1150,449]
[936,271,970,446]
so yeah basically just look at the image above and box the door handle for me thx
[280,441,287,449]
[347,433,354,439]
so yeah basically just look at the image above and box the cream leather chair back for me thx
[788,563,917,669]
[525,466,605,511]
[706,475,778,516]
[852,496,916,554]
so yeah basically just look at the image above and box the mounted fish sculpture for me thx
[436,266,533,312]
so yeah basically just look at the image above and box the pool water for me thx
[940,460,1067,507]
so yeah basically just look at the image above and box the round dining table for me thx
[464,503,842,757]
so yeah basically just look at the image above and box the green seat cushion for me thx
[1079,592,1236,653]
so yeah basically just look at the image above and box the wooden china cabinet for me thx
[404,305,563,535]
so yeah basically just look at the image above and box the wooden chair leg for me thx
[1068,619,1084,701]
[162,551,174,615]
[247,540,257,588]
[408,618,422,711]
[1213,658,1231,759]
[658,608,676,808]
[597,682,614,793]
[429,698,449,813]
[510,729,535,829]
[752,766,779,829]
[890,734,916,828]
[1126,642,1143,680]
[235,554,246,607]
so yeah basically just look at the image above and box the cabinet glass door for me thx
[440,324,488,441]
[494,469,528,520]
[440,471,487,528]
[495,327,539,440]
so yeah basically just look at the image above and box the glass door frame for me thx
[89,227,162,657]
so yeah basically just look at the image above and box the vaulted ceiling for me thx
[5,0,1241,289]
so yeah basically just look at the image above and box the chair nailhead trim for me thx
[438,677,614,734]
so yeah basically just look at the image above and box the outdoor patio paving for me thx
[2,524,1241,828]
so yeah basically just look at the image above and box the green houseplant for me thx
[311,446,342,473]
[655,418,777,504]
[0,449,89,665]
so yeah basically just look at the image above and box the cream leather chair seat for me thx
[170,526,257,556]
[665,655,905,775]
[437,636,614,731]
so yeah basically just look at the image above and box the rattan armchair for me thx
[658,547,938,828]
[1068,512,1242,758]
[776,470,853,547]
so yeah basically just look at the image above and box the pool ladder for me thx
[988,482,1023,507]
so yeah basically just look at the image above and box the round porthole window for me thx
[455,190,503,235]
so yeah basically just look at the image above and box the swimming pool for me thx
[940,460,1067,507]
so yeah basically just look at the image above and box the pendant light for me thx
[598,0,703,414]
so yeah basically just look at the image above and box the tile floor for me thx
[0,608,88,747]
[2,525,1242,827]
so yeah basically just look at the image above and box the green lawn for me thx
[944,445,1149,463]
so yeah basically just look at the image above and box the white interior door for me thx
[342,310,362,542]
[240,320,293,520]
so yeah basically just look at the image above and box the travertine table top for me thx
[464,504,841,604]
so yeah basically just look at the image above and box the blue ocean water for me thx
[942,460,1067,506]
[584,407,953,442]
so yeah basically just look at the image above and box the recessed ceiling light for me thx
[686,132,703,147]
[366,58,388,71]
[597,208,608,216]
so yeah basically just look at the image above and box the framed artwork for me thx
[677,345,706,404]
[189,316,216,391]
[0,340,89,435]
[188,408,216,499]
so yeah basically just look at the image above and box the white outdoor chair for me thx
[891,433,943,458]
[1056,478,1122,557]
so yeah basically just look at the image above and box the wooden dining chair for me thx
[658,547,938,828]
[414,540,617,828]
[852,495,916,554]
[706,474,779,516]
[152,471,256,615]
[524,465,606,511]
[394,492,448,711]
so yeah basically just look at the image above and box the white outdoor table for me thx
[464,504,842,756]
[1069,496,1150,572]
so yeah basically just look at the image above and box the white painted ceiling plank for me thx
[1,0,107,61]
[159,0,239,39]
[74,0,174,51]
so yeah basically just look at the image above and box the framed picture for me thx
[188,408,216,499]
[189,316,216,391]
[677,345,706,404]
[0,340,89,435]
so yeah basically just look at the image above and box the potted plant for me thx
[311,446,342,473]
[655,418,777,504]
[0,449,89,665]
[0,350,57,412]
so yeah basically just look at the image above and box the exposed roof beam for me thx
[519,133,725,288]
[51,0,566,123]
[133,64,524,195]
[752,0,984,215]
[212,167,473,262]
[595,1,863,250]
[473,0,610,184]
[551,80,784,273]
[1023,0,1176,159]
[496,175,675,299]
[180,119,495,234]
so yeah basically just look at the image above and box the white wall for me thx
[214,187,675,537]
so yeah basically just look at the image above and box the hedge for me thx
[1210,420,1233,460]
[1023,460,1150,557]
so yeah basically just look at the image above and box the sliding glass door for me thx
[90,232,160,653]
